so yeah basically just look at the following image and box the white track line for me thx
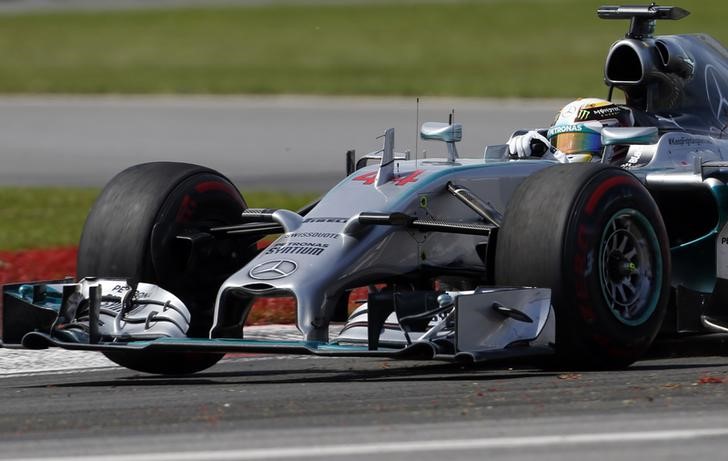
[8,429,728,461]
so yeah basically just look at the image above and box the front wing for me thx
[1,279,555,364]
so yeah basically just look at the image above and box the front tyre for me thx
[78,162,258,374]
[495,163,670,367]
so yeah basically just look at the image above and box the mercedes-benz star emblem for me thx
[249,260,298,280]
[706,64,728,125]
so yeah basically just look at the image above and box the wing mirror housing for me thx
[420,122,462,162]
[420,122,462,143]
[601,126,659,146]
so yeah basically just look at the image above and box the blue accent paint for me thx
[669,228,716,295]
[710,182,728,230]
[387,163,493,210]
[669,183,728,293]
[671,237,716,293]
[671,230,717,251]
[149,336,376,352]
[386,160,551,211]
[5,285,63,312]
[320,159,555,217]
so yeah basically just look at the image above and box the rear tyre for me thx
[495,163,670,368]
[78,162,258,374]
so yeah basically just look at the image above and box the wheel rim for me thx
[598,209,662,326]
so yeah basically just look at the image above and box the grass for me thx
[0,188,317,250]
[0,0,724,97]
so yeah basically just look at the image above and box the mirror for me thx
[420,122,462,143]
[601,126,659,146]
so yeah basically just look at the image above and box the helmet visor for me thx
[550,131,603,155]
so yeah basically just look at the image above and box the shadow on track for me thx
[19,360,560,388]
[14,335,728,389]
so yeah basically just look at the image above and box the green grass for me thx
[0,188,98,251]
[0,188,317,250]
[0,0,724,97]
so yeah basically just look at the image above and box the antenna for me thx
[415,97,420,168]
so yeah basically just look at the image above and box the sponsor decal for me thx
[264,242,327,256]
[111,284,127,294]
[284,232,339,239]
[577,109,590,121]
[110,284,150,299]
[249,260,298,280]
[302,217,348,224]
[622,151,643,168]
[547,123,590,137]
[717,222,728,279]
[562,103,578,117]
[575,104,622,122]
[667,136,711,147]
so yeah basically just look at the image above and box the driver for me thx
[507,98,635,163]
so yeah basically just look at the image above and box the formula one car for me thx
[3,4,728,374]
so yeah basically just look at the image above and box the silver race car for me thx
[3,4,728,374]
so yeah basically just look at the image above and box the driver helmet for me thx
[547,98,634,163]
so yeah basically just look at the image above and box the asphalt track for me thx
[0,339,728,460]
[2,96,728,459]
[0,95,558,192]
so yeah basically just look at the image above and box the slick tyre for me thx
[495,163,670,368]
[78,162,258,374]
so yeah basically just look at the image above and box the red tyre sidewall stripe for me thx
[573,173,635,326]
[176,180,243,224]
[585,175,634,215]
[195,180,241,200]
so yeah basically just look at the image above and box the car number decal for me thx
[353,169,424,186]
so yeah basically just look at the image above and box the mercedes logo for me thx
[249,260,298,280]
[705,64,728,124]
